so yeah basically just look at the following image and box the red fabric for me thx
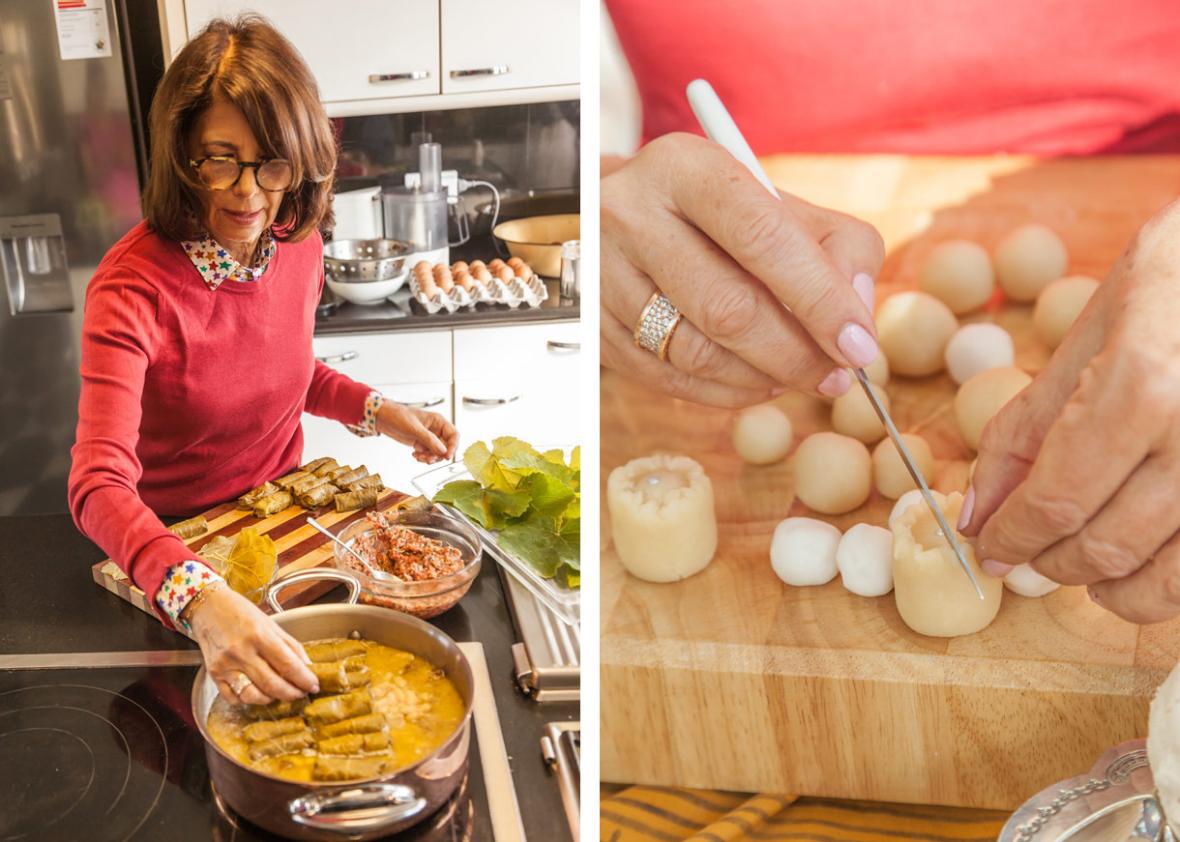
[68,222,372,621]
[606,0,1180,155]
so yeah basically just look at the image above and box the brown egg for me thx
[469,260,487,272]
[413,260,432,275]
[419,275,439,298]
[451,261,469,274]
[454,270,475,291]
[473,266,493,283]
[436,271,454,293]
[495,265,514,283]
[488,258,507,273]
[431,263,449,280]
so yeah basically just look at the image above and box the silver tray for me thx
[1001,739,1173,841]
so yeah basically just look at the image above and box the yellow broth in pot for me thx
[206,638,465,782]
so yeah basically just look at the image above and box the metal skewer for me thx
[686,78,984,599]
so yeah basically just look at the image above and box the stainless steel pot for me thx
[191,570,474,840]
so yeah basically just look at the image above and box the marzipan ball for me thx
[831,383,889,443]
[792,432,872,515]
[732,404,794,465]
[943,322,1015,385]
[918,239,995,315]
[770,517,841,586]
[875,292,959,377]
[872,433,935,499]
[836,523,894,597]
[953,367,1032,451]
[1033,275,1099,349]
[993,223,1068,302]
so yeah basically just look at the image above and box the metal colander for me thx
[323,238,411,283]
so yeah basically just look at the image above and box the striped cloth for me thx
[600,786,1008,841]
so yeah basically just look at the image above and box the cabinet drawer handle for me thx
[315,351,358,364]
[462,394,520,406]
[546,340,580,352]
[369,70,430,83]
[449,65,509,79]
[393,396,445,409]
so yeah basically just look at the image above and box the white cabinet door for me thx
[312,331,451,386]
[453,321,581,448]
[441,0,579,93]
[301,381,454,494]
[184,1,440,102]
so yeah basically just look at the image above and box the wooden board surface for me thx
[600,154,1180,810]
[92,488,409,620]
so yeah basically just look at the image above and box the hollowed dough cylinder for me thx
[892,491,1003,637]
[1033,275,1099,349]
[872,434,935,499]
[875,292,959,377]
[993,223,1068,302]
[792,432,872,515]
[888,488,947,530]
[607,453,717,582]
[918,239,995,315]
[953,367,1032,451]
[944,322,1015,386]
[732,404,794,465]
[831,383,889,443]
[770,517,841,587]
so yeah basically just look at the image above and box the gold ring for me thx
[230,673,253,695]
[633,292,683,362]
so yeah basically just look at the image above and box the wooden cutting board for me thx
[600,154,1180,810]
[92,488,409,620]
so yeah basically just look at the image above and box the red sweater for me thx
[68,222,371,616]
[606,0,1180,155]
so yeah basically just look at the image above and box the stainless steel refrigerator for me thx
[0,0,161,515]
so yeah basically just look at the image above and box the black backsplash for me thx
[332,100,579,234]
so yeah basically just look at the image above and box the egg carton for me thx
[409,268,549,314]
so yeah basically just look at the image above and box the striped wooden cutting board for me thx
[91,488,410,619]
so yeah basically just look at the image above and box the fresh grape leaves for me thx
[434,438,580,588]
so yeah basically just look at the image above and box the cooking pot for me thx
[191,569,474,840]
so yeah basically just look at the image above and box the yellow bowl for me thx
[492,213,579,278]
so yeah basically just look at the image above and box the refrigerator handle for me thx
[0,215,75,316]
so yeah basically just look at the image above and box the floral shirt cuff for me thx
[156,560,225,634]
[346,390,384,438]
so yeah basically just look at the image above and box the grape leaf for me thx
[433,480,530,529]
[498,519,563,577]
[556,517,580,567]
[463,442,521,492]
[570,446,580,471]
[524,473,576,517]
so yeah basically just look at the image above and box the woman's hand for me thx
[188,586,321,705]
[960,200,1180,623]
[601,132,885,408]
[376,402,458,464]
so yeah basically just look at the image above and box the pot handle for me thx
[288,783,427,833]
[265,568,362,614]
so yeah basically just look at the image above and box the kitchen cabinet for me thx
[441,0,579,94]
[182,0,440,102]
[453,321,581,447]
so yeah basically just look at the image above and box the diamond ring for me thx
[633,292,683,362]
[230,673,253,695]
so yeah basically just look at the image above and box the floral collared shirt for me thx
[180,228,275,290]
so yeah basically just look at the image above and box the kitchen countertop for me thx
[0,513,577,840]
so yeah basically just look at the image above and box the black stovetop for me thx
[0,666,488,842]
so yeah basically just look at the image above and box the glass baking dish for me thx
[413,459,580,627]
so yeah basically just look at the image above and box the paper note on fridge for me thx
[53,0,113,61]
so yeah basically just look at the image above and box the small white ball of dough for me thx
[888,488,947,530]
[793,432,872,515]
[875,292,959,377]
[943,322,1016,386]
[770,517,841,586]
[863,353,890,386]
[918,239,995,315]
[953,367,1033,451]
[1033,275,1099,350]
[993,223,1068,302]
[836,523,894,597]
[831,383,889,444]
[732,404,794,465]
[1003,563,1060,598]
[872,434,935,499]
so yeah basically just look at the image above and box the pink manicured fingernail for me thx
[837,323,880,369]
[817,368,852,397]
[770,387,788,397]
[852,272,875,312]
[311,684,320,694]
[981,558,1013,577]
[957,486,975,531]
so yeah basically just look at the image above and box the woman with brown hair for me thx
[68,16,458,705]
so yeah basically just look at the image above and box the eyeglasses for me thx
[188,156,294,192]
